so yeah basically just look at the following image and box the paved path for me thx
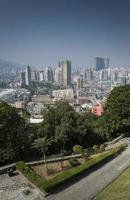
[46,141,130,200]
[0,173,44,200]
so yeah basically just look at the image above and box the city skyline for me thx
[0,0,130,67]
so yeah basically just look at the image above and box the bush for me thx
[16,144,126,193]
[73,145,82,154]
[16,161,47,191]
[69,158,80,166]
[99,144,106,152]
[81,151,89,160]
[93,145,99,153]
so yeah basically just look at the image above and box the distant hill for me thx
[0,59,26,71]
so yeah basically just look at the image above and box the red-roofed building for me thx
[91,103,103,116]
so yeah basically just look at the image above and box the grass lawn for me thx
[93,166,130,200]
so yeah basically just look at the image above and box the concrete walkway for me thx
[46,140,130,200]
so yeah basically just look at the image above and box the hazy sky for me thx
[0,0,130,68]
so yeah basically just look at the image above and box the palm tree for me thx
[55,123,69,168]
[32,137,51,172]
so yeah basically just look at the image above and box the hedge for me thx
[16,144,126,193]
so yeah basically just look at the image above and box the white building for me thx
[25,66,31,86]
[52,88,74,98]
[45,66,53,82]
[54,67,62,85]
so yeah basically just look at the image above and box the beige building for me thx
[15,101,26,109]
[59,60,71,86]
[52,88,74,99]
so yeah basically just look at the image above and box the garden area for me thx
[31,144,106,181]
[32,157,85,180]
[16,144,126,193]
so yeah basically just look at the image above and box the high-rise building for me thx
[59,60,71,86]
[73,75,83,89]
[45,66,53,82]
[20,71,26,85]
[99,69,108,80]
[95,57,105,71]
[111,70,118,82]
[25,66,31,86]
[39,71,44,82]
[85,67,93,80]
[35,71,40,81]
[95,57,110,71]
[31,71,37,81]
[54,66,62,85]
[31,70,40,81]
[106,57,110,69]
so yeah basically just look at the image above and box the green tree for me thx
[32,137,51,171]
[102,84,130,140]
[0,102,28,163]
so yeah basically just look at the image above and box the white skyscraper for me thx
[39,71,44,81]
[45,66,53,82]
[54,66,62,85]
[25,66,31,86]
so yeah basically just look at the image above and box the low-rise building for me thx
[52,88,74,99]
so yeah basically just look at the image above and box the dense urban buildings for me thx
[1,56,130,122]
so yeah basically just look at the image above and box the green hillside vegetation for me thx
[1,84,130,165]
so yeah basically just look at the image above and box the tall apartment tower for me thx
[54,66,62,85]
[106,57,110,69]
[25,66,31,86]
[95,57,105,71]
[95,57,110,71]
[59,60,71,87]
[45,66,53,82]
[20,71,26,85]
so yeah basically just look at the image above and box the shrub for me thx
[73,145,82,154]
[81,151,89,160]
[69,158,80,166]
[99,144,106,152]
[16,161,47,191]
[93,145,99,153]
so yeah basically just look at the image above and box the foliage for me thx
[99,144,106,152]
[32,137,51,154]
[32,137,51,171]
[0,102,29,163]
[73,145,83,154]
[39,102,102,156]
[16,145,125,193]
[16,161,47,191]
[3,83,130,165]
[69,158,80,166]
[92,145,99,153]
[81,151,88,160]
[101,84,130,140]
[0,101,102,165]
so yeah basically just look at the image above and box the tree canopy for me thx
[0,102,28,163]
[100,84,130,140]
